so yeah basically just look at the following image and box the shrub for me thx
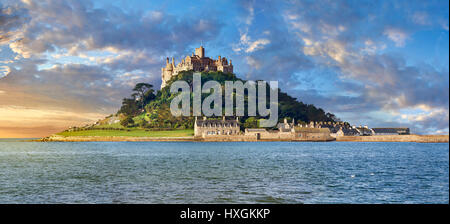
[120,116,135,127]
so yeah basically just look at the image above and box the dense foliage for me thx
[118,82,156,116]
[118,71,338,129]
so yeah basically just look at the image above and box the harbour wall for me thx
[336,135,449,143]
[39,134,448,143]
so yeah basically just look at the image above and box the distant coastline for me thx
[37,134,449,143]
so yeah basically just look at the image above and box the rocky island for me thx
[40,46,448,143]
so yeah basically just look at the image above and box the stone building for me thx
[194,117,240,137]
[319,121,359,137]
[330,126,360,137]
[244,118,334,141]
[355,126,372,136]
[161,45,234,89]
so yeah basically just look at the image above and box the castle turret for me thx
[195,46,205,58]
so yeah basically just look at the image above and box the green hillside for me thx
[115,71,338,130]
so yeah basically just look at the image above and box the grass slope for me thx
[57,129,194,137]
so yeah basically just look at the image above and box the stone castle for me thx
[161,46,233,89]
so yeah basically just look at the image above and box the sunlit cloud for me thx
[0,66,10,78]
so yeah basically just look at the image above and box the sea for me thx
[0,140,448,204]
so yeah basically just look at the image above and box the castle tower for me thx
[195,46,205,58]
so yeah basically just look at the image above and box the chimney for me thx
[166,57,169,65]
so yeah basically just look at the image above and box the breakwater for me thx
[336,135,449,143]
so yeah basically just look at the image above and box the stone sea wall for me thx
[39,134,448,143]
[336,135,449,143]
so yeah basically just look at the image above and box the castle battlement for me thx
[161,46,233,89]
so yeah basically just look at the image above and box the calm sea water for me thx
[0,140,448,204]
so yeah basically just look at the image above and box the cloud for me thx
[401,107,449,134]
[279,0,449,133]
[245,56,261,69]
[245,38,270,53]
[383,28,409,47]
[1,0,223,62]
[234,34,270,53]
[0,3,29,45]
[303,40,349,63]
[231,0,314,88]
[412,12,430,25]
[0,66,10,78]
[0,0,226,102]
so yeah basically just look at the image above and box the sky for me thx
[0,0,448,138]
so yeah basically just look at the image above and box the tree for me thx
[117,82,156,116]
[118,98,139,116]
[133,83,155,111]
[243,117,258,128]
[120,115,135,127]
